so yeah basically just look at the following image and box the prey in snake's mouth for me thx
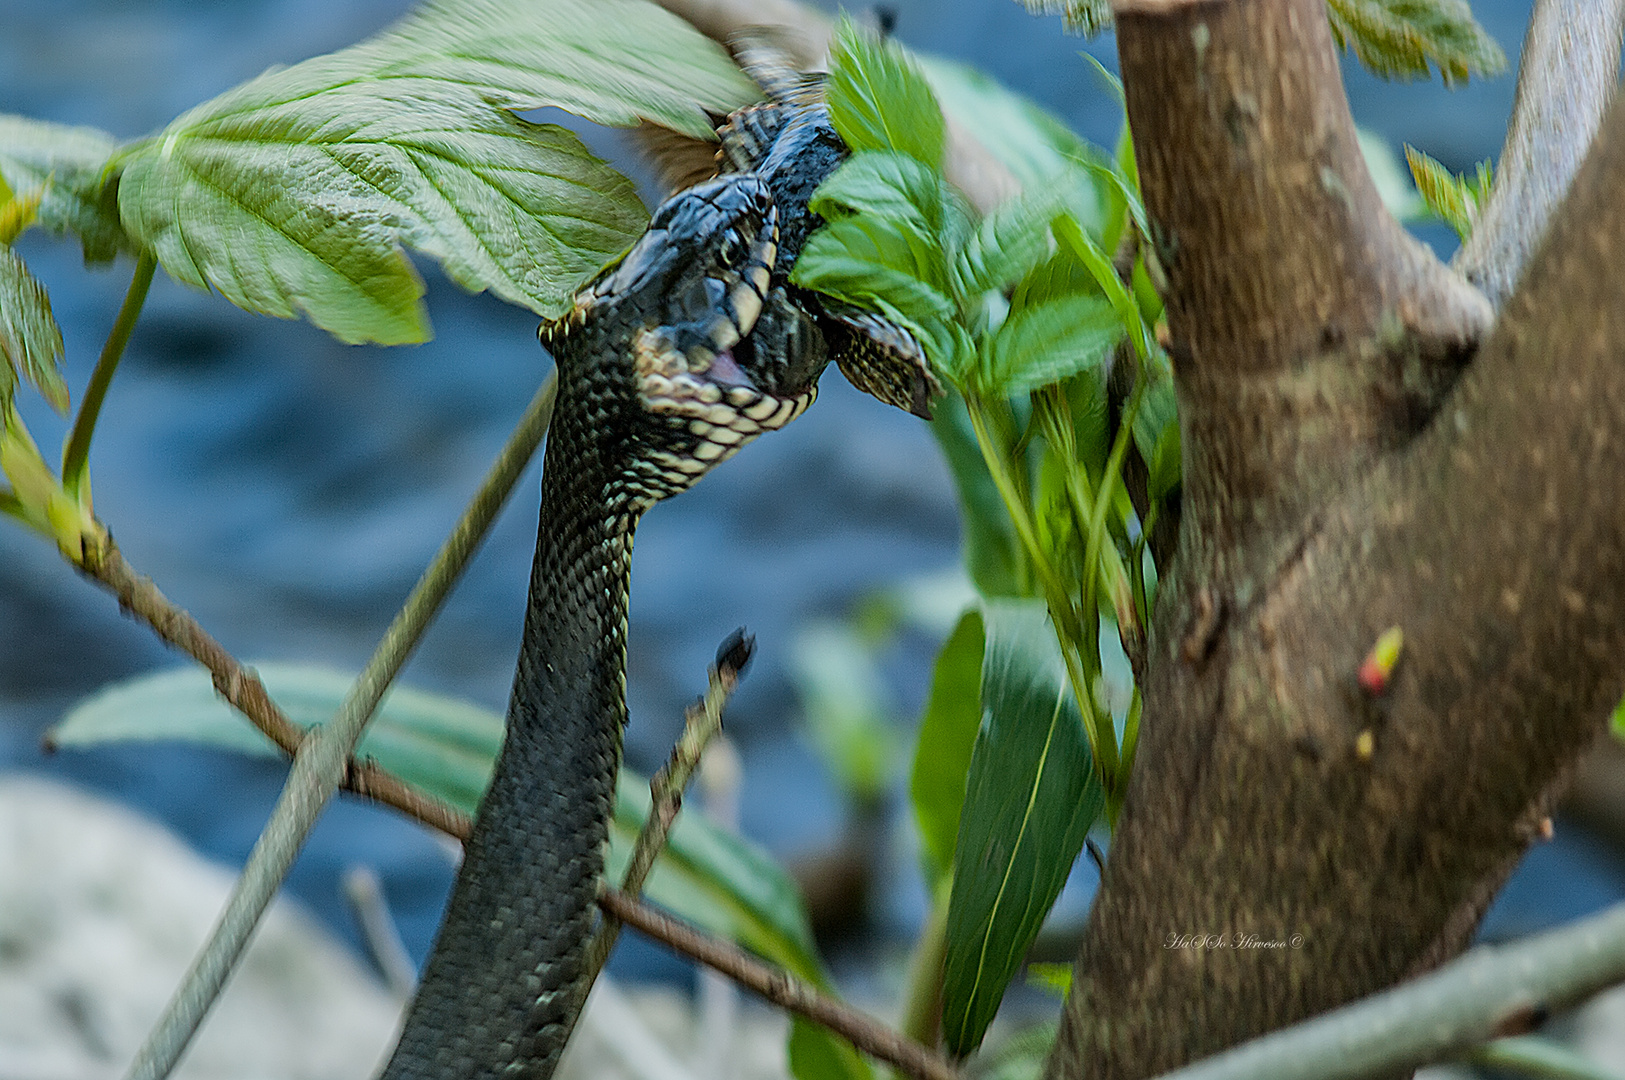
[541,173,831,502]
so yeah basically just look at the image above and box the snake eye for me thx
[701,204,778,353]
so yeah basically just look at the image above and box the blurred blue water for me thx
[1,0,1606,993]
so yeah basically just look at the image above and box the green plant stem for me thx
[1118,687,1142,791]
[897,879,952,1053]
[122,371,556,1080]
[1081,368,1146,671]
[63,251,155,499]
[1462,1036,1622,1080]
[965,393,1120,784]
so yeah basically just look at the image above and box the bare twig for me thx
[597,886,961,1080]
[585,630,755,976]
[75,543,472,841]
[343,865,419,998]
[119,372,554,1080]
[1147,899,1625,1080]
[1453,0,1625,309]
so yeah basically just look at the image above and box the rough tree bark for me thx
[1046,0,1625,1076]
[647,0,1625,1075]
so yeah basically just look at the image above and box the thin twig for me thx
[597,886,961,1080]
[74,543,472,841]
[1146,899,1625,1080]
[1453,0,1625,309]
[119,372,554,1080]
[585,630,755,976]
[343,864,419,998]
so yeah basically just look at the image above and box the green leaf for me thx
[1325,0,1507,85]
[1012,0,1115,35]
[117,0,758,345]
[942,599,1105,1056]
[788,1016,874,1080]
[915,54,1094,192]
[0,249,68,414]
[1131,373,1178,470]
[985,292,1120,396]
[51,663,824,984]
[826,17,946,168]
[1404,145,1492,239]
[910,610,986,887]
[0,115,127,262]
[809,151,957,238]
[792,213,968,377]
[931,394,1023,596]
[953,187,1065,303]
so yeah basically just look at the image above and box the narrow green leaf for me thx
[0,248,68,413]
[788,1016,875,1080]
[1013,0,1115,35]
[1358,128,1425,221]
[0,115,127,262]
[1326,0,1507,85]
[1147,419,1182,504]
[985,292,1120,396]
[51,663,825,984]
[942,599,1104,1056]
[826,17,946,168]
[1405,145,1492,239]
[117,0,758,345]
[910,610,986,888]
[1130,374,1178,469]
[931,394,1023,596]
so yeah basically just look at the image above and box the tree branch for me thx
[1453,0,1625,310]
[1148,899,1625,1080]
[597,886,961,1080]
[75,542,472,841]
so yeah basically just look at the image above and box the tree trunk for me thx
[1046,0,1625,1076]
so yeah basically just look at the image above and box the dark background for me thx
[3,0,1619,994]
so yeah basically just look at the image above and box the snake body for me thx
[380,62,933,1080]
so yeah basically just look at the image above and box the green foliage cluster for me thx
[1406,145,1495,239]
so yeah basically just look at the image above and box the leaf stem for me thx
[121,370,554,1080]
[63,251,155,499]
[897,878,952,1053]
[965,393,1119,783]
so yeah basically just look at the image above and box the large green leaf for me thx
[909,609,986,888]
[826,18,946,169]
[809,151,957,239]
[0,249,67,414]
[116,0,759,345]
[942,599,1104,1056]
[1326,0,1506,85]
[953,187,1065,304]
[985,292,1120,396]
[50,663,823,983]
[0,115,126,263]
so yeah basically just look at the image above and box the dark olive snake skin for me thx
[379,67,935,1080]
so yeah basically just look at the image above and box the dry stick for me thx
[1146,898,1625,1080]
[597,886,961,1080]
[585,631,755,975]
[118,372,555,1080]
[75,546,472,841]
[1453,0,1625,310]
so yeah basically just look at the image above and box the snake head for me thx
[539,175,828,501]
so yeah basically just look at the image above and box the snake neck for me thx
[381,366,644,1080]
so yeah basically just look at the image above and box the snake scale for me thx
[379,47,937,1080]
